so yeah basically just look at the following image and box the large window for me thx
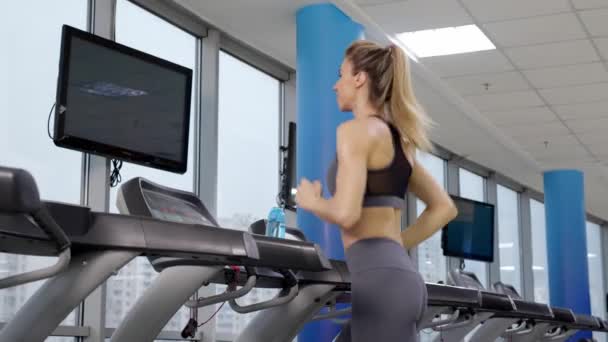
[0,0,87,335]
[497,185,521,293]
[416,152,447,283]
[214,51,281,340]
[458,168,488,288]
[530,199,549,303]
[587,221,606,342]
[416,152,447,342]
[105,0,197,332]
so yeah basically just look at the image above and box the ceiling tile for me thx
[482,13,587,48]
[362,0,472,33]
[465,91,544,111]
[565,117,608,133]
[595,38,608,59]
[553,101,608,119]
[588,145,608,158]
[577,131,608,145]
[541,160,599,171]
[539,159,596,172]
[461,0,571,23]
[517,133,581,149]
[580,9,608,37]
[484,106,557,126]
[422,50,514,77]
[539,83,608,105]
[444,71,529,95]
[501,121,570,138]
[572,0,608,10]
[519,133,579,148]
[532,147,591,162]
[505,39,600,69]
[523,62,608,88]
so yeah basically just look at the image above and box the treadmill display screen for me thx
[142,189,212,225]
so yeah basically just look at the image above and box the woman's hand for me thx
[295,178,322,212]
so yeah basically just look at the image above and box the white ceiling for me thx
[174,0,608,221]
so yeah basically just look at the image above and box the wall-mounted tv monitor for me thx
[53,25,193,173]
[441,196,495,263]
[281,122,297,210]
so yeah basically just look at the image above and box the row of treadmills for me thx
[0,164,606,342]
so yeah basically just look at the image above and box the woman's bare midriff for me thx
[341,207,404,250]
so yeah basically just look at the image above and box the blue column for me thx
[544,170,592,341]
[296,3,363,341]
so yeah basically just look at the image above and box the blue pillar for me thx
[544,170,592,341]
[296,3,363,341]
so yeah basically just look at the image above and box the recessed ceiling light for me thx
[397,24,496,58]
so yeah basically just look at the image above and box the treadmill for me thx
[0,165,260,342]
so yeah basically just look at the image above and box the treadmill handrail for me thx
[0,166,72,289]
[432,312,474,331]
[184,273,257,309]
[229,284,299,313]
[424,309,461,330]
[31,207,71,252]
[545,326,570,340]
[502,320,532,336]
[0,248,70,289]
[228,269,299,313]
[0,208,73,289]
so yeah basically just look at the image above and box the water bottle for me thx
[266,207,286,239]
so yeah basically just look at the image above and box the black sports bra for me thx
[326,116,412,209]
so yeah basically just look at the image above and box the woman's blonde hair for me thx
[345,40,434,152]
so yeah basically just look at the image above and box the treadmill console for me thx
[449,269,485,290]
[494,281,521,299]
[117,177,218,227]
[142,189,213,226]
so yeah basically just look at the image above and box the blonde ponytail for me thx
[388,45,434,152]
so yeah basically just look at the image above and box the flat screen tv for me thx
[282,122,297,210]
[441,196,495,263]
[53,25,193,173]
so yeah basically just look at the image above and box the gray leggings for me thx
[335,238,427,342]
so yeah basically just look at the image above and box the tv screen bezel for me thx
[53,25,193,174]
[441,195,495,263]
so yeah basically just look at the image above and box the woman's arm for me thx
[296,120,370,229]
[401,154,458,249]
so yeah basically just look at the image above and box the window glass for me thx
[587,221,606,342]
[415,151,447,284]
[0,0,87,332]
[530,199,549,303]
[105,0,197,332]
[497,185,521,293]
[214,50,281,340]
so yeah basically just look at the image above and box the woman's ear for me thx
[354,71,367,89]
